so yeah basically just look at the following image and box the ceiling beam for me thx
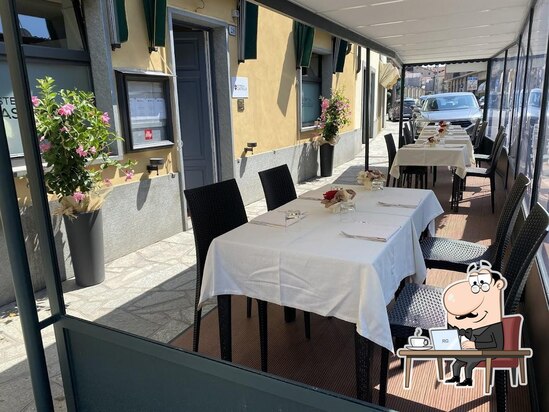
[250,0,402,66]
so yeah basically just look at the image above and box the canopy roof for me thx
[267,0,532,64]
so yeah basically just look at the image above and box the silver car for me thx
[415,92,482,130]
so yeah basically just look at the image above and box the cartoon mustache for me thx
[455,312,478,320]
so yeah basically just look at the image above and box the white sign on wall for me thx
[467,76,478,91]
[231,77,249,99]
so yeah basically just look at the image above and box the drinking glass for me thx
[339,201,356,222]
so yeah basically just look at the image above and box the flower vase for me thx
[63,209,105,287]
[320,143,335,177]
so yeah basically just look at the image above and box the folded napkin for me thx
[403,144,426,149]
[250,210,303,227]
[340,222,400,242]
[443,144,466,148]
[378,195,420,209]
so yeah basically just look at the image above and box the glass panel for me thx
[520,0,548,207]
[0,58,92,157]
[509,29,529,166]
[301,81,321,126]
[502,45,519,149]
[0,0,84,50]
[127,80,171,148]
[533,0,549,282]
[486,53,506,139]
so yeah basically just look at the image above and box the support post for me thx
[398,65,406,148]
[363,48,371,170]
[0,89,53,412]
[483,59,492,122]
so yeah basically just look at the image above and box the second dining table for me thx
[199,184,443,401]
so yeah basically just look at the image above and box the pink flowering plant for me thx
[33,77,135,215]
[314,88,351,146]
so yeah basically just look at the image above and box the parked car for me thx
[412,95,428,118]
[388,98,416,121]
[415,92,482,130]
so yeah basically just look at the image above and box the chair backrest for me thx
[485,130,506,175]
[490,173,530,272]
[503,203,549,314]
[184,179,248,281]
[403,123,414,145]
[474,121,487,149]
[469,118,480,140]
[384,133,397,170]
[258,164,297,211]
[502,315,523,351]
[409,119,416,140]
[478,315,523,368]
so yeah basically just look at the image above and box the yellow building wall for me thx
[232,8,298,156]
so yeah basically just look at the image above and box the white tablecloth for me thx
[199,185,443,352]
[390,143,472,179]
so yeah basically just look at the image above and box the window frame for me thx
[298,51,332,132]
[115,70,175,152]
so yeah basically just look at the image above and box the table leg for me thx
[354,332,372,402]
[519,358,527,385]
[217,295,232,362]
[485,358,492,394]
[404,357,412,389]
[283,307,296,323]
[436,358,444,381]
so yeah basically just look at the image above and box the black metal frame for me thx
[483,59,492,122]
[512,9,534,179]
[363,48,370,170]
[498,50,509,130]
[115,70,175,152]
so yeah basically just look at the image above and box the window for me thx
[0,0,84,50]
[1,0,91,160]
[502,45,518,149]
[486,53,505,138]
[301,53,322,128]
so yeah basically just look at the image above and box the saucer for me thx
[405,345,433,351]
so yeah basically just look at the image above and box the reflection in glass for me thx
[486,53,506,139]
[520,0,548,207]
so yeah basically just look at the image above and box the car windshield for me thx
[422,95,479,112]
[529,91,541,108]
[403,100,415,107]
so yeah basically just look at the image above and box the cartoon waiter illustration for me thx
[443,260,506,386]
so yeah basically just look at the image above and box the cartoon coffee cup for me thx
[409,327,430,347]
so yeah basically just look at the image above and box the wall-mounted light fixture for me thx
[146,158,165,175]
[244,142,257,154]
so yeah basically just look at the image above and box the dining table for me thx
[199,184,444,401]
[390,127,475,211]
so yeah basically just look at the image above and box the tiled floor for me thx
[0,122,399,411]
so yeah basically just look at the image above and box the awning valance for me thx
[107,0,128,48]
[379,62,400,89]
[293,21,315,68]
[143,0,167,52]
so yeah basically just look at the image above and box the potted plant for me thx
[33,77,135,287]
[314,88,351,177]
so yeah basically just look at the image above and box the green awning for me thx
[143,0,167,52]
[333,38,348,73]
[293,21,315,68]
[114,0,128,44]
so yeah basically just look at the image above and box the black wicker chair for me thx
[420,173,529,273]
[468,118,480,140]
[384,133,427,189]
[403,123,414,145]
[184,179,267,368]
[258,164,311,339]
[378,202,549,408]
[473,121,487,153]
[464,129,506,213]
[475,126,505,167]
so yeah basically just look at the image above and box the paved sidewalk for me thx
[0,123,397,411]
